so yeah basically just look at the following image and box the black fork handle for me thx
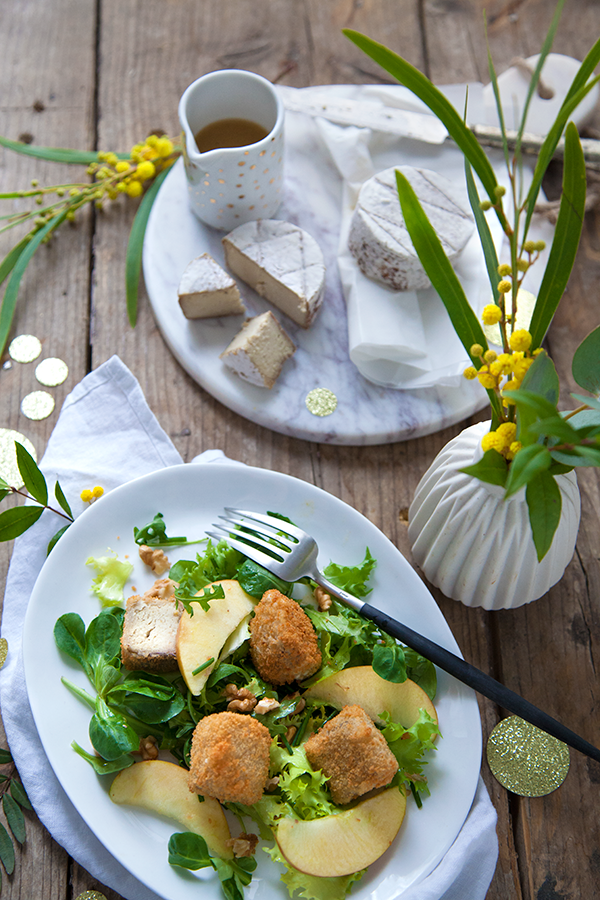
[361,602,600,763]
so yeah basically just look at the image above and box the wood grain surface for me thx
[1,2,599,899]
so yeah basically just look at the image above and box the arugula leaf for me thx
[174,582,225,615]
[133,512,187,546]
[170,539,243,593]
[323,548,376,598]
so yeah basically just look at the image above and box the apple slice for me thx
[109,759,232,858]
[303,665,437,727]
[276,787,406,877]
[176,579,255,694]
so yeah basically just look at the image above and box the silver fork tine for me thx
[208,524,287,560]
[226,507,306,542]
[218,513,297,550]
[206,529,288,572]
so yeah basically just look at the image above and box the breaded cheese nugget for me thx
[305,704,398,805]
[249,589,321,685]
[188,712,271,806]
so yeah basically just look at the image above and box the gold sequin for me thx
[75,893,108,900]
[0,639,7,670]
[9,334,42,363]
[35,357,69,387]
[487,716,570,796]
[306,388,338,417]
[21,391,55,420]
[0,429,37,487]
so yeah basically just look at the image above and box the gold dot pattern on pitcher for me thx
[21,390,55,420]
[306,388,338,417]
[9,334,42,363]
[486,716,570,796]
[0,428,37,486]
[35,357,69,387]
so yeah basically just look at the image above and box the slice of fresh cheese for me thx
[220,310,295,389]
[222,220,325,328]
[348,166,474,291]
[178,252,246,319]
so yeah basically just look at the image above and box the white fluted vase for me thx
[408,421,581,610]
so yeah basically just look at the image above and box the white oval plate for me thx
[23,463,481,900]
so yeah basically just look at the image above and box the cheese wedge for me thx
[178,252,245,319]
[220,310,295,388]
[222,220,325,328]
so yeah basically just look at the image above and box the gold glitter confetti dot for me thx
[75,893,108,900]
[35,357,69,386]
[487,716,570,797]
[0,429,37,486]
[306,388,338,417]
[21,391,55,420]
[0,638,7,670]
[9,334,42,363]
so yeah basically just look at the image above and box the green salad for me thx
[54,514,440,900]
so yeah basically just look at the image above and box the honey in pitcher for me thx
[194,117,270,152]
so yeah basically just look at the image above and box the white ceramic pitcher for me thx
[178,69,285,231]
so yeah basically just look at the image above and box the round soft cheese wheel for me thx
[348,166,474,291]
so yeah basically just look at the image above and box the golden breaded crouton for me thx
[121,579,181,672]
[249,589,321,685]
[188,712,271,806]
[305,704,398,805]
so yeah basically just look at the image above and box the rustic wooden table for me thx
[1,1,599,898]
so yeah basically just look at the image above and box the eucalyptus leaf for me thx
[0,209,68,358]
[0,749,12,765]
[512,352,559,445]
[342,30,499,201]
[460,448,508,487]
[465,161,499,304]
[15,442,47,505]
[0,133,128,164]
[567,409,600,430]
[0,821,14,874]
[125,167,170,326]
[0,489,9,503]
[528,123,586,349]
[505,444,552,496]
[525,415,580,444]
[572,325,600,395]
[0,236,30,289]
[47,523,71,555]
[526,471,562,562]
[9,779,31,811]
[54,480,73,518]
[0,505,43,542]
[2,794,25,844]
[571,393,600,411]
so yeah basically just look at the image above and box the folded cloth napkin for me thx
[0,355,498,900]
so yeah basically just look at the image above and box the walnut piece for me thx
[314,586,332,610]
[139,735,159,760]
[139,544,170,575]
[225,833,259,858]
[223,684,257,712]
[254,697,281,715]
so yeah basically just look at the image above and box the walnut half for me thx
[139,544,170,575]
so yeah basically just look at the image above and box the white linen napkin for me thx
[0,355,498,900]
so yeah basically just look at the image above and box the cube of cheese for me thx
[178,253,245,319]
[220,311,295,388]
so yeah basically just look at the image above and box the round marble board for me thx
[142,156,486,446]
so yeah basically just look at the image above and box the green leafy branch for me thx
[0,133,181,357]
[0,747,32,889]
[0,442,74,554]
[344,6,600,561]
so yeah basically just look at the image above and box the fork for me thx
[209,508,600,764]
